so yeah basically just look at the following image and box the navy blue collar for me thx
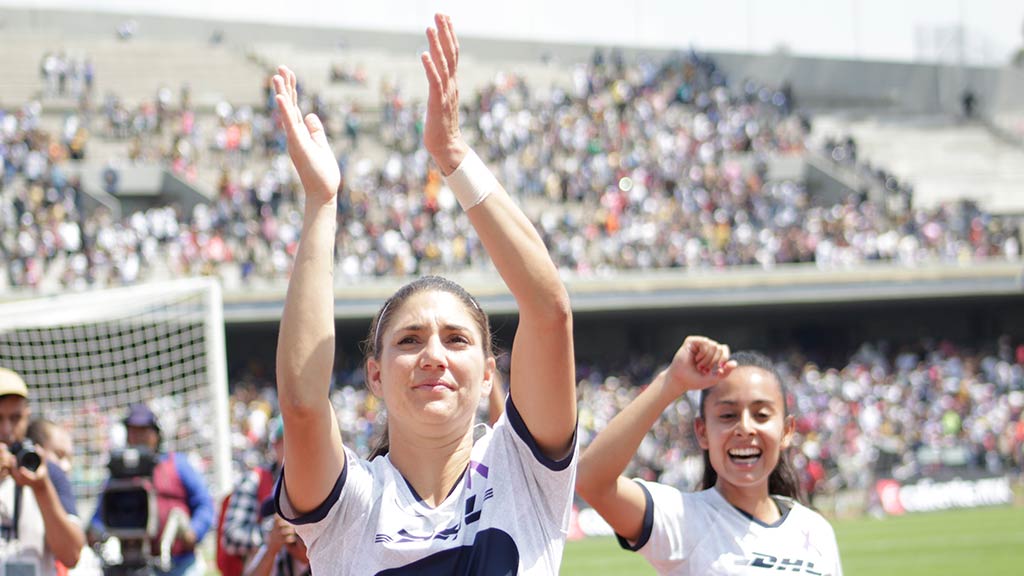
[730,496,792,528]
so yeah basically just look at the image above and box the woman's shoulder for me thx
[343,447,403,491]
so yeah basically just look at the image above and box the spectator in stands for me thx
[961,89,976,119]
[0,368,84,572]
[272,14,577,574]
[116,20,138,41]
[89,403,214,576]
[576,340,843,575]
[218,416,284,576]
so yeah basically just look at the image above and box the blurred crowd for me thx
[226,336,1024,503]
[582,337,1024,499]
[575,336,1024,501]
[2,48,1020,292]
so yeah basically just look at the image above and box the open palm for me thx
[420,14,465,173]
[273,66,341,204]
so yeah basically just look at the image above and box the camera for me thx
[94,447,186,576]
[101,448,158,535]
[8,440,41,472]
[94,447,158,575]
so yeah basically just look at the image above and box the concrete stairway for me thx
[811,113,1024,215]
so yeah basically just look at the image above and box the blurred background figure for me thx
[242,496,309,576]
[27,418,73,473]
[0,368,85,574]
[218,415,283,576]
[89,403,214,576]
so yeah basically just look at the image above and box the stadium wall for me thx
[992,66,1024,143]
[0,5,1011,117]
[710,51,1002,116]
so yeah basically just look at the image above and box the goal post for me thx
[0,278,232,518]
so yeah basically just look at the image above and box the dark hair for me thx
[697,350,804,503]
[365,276,493,459]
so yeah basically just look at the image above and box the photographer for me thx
[28,418,87,576]
[0,368,85,573]
[90,404,213,576]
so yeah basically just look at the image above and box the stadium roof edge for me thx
[1,265,1020,325]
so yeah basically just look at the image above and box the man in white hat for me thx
[0,367,85,573]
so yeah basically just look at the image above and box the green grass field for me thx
[560,505,1024,575]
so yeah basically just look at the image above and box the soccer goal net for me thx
[0,278,231,518]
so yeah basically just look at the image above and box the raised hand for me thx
[420,13,468,174]
[665,336,736,395]
[273,66,341,204]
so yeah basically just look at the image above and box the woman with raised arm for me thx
[272,13,577,575]
[576,338,842,575]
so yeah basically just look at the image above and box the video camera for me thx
[95,448,190,576]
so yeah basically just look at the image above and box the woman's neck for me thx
[715,481,780,525]
[387,424,476,508]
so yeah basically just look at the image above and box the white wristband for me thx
[444,149,497,211]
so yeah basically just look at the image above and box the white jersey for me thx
[276,400,578,575]
[619,481,842,576]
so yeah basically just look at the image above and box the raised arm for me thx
[575,337,732,542]
[421,14,575,459]
[272,66,345,514]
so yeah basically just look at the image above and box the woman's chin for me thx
[415,398,460,421]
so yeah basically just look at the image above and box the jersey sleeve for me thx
[274,447,375,551]
[496,395,578,529]
[623,480,694,571]
[615,480,655,552]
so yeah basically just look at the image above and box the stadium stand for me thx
[2,27,1019,294]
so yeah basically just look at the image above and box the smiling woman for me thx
[271,13,578,576]
[575,341,844,576]
[695,352,803,507]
